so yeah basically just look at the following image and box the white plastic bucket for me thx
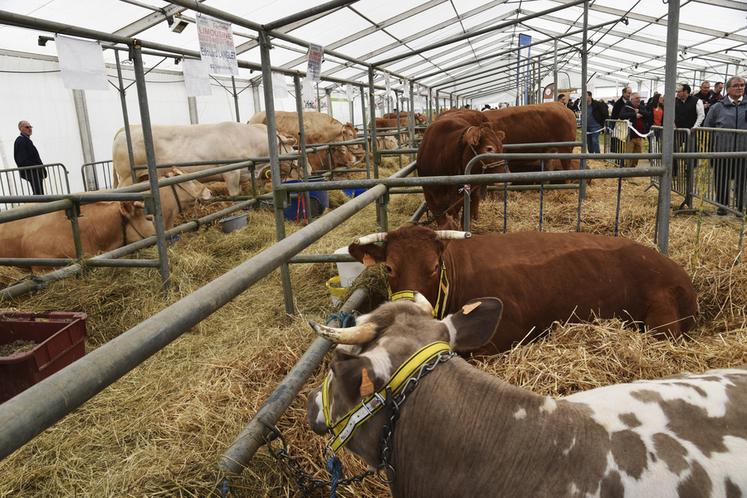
[334,246,365,287]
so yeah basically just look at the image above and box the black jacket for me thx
[619,103,652,135]
[14,134,47,180]
[610,96,628,120]
[589,99,609,127]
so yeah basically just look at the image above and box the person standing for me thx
[674,83,704,208]
[619,92,651,167]
[610,87,632,120]
[13,120,46,195]
[610,87,632,155]
[708,81,724,110]
[585,91,608,153]
[695,81,715,115]
[703,76,747,216]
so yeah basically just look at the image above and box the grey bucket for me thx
[219,214,248,233]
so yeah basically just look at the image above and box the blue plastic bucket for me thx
[283,176,329,221]
[342,187,368,198]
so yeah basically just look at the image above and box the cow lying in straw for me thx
[349,225,698,354]
[307,294,747,498]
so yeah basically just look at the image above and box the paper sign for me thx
[196,13,238,76]
[307,43,323,82]
[182,58,212,96]
[55,34,109,91]
[346,84,354,102]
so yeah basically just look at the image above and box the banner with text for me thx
[196,13,238,76]
[306,43,323,82]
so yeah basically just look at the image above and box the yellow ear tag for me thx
[359,368,374,398]
[362,254,376,267]
[461,301,481,315]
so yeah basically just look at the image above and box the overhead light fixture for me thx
[621,17,629,26]
[167,15,189,34]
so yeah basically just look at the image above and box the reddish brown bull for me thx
[484,102,577,174]
[348,225,698,354]
[416,117,506,228]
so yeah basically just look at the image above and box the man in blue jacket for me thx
[13,120,46,195]
[703,76,747,216]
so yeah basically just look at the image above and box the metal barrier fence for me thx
[81,160,114,191]
[605,120,747,216]
[0,163,70,210]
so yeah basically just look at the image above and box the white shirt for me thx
[693,99,705,127]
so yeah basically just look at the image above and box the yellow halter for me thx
[322,341,451,454]
[389,261,449,319]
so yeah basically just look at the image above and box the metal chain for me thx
[264,425,375,496]
[378,351,456,483]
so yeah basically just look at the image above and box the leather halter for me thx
[120,211,148,245]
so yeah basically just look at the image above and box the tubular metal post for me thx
[293,74,313,220]
[66,200,84,261]
[231,76,240,122]
[368,67,379,179]
[359,84,371,179]
[408,80,416,162]
[656,0,679,255]
[428,87,433,122]
[577,0,589,222]
[131,42,170,292]
[259,30,295,314]
[115,50,137,184]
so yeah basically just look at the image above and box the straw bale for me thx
[1,156,746,497]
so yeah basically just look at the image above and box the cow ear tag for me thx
[359,368,374,398]
[461,301,482,315]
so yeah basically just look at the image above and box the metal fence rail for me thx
[82,160,114,191]
[0,163,70,210]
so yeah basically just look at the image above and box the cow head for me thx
[306,294,503,465]
[348,225,468,310]
[119,201,156,242]
[164,168,212,202]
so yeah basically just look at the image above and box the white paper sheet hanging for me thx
[196,13,238,76]
[55,34,109,91]
[182,58,212,96]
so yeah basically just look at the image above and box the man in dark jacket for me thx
[585,91,608,153]
[13,120,46,195]
[609,87,632,155]
[703,76,747,216]
[618,92,652,167]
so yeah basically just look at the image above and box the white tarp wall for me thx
[1,51,256,193]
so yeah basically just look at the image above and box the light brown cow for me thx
[249,111,358,170]
[382,112,427,124]
[0,201,155,270]
[307,296,747,498]
[112,122,296,196]
[484,102,578,174]
[349,225,698,354]
[133,168,212,229]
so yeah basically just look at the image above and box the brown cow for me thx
[348,225,698,354]
[484,102,577,174]
[435,108,488,125]
[0,201,155,270]
[416,117,506,228]
[382,112,427,124]
[307,296,747,498]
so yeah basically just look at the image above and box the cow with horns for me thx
[348,225,698,354]
[307,295,747,498]
[415,116,507,229]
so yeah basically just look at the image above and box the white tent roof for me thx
[1,0,745,103]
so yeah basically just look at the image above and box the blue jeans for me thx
[587,128,602,153]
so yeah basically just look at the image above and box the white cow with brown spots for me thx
[307,295,747,498]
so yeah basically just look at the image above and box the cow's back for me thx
[444,231,697,352]
[484,102,576,145]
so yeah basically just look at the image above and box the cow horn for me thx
[309,321,378,344]
[434,230,471,240]
[353,232,388,245]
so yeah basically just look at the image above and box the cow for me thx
[348,225,698,354]
[415,117,506,228]
[484,102,578,174]
[134,168,212,229]
[306,295,747,498]
[112,122,297,196]
[0,200,155,271]
[382,112,427,124]
[249,110,359,168]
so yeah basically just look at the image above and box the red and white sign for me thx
[196,13,238,76]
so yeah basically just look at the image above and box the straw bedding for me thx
[1,157,746,497]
